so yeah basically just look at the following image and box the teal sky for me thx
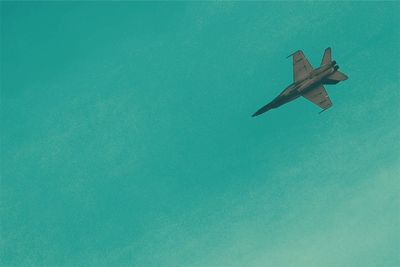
[1,2,399,266]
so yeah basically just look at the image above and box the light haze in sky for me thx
[1,2,399,266]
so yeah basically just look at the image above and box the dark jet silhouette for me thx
[253,47,348,116]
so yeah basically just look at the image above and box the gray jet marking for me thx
[252,47,348,117]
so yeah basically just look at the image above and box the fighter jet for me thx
[252,47,348,116]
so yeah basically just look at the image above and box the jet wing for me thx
[290,50,313,82]
[302,85,332,111]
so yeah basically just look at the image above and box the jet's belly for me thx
[296,68,334,93]
[297,78,318,92]
[278,87,301,104]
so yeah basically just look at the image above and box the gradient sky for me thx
[1,2,399,267]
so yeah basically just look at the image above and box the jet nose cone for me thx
[252,104,273,117]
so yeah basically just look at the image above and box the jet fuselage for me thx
[267,61,339,110]
[252,48,348,117]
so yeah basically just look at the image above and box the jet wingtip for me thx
[286,50,301,58]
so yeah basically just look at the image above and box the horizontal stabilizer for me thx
[327,70,348,81]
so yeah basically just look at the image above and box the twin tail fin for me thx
[321,47,348,84]
[321,47,332,66]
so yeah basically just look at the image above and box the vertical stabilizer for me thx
[321,47,331,66]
